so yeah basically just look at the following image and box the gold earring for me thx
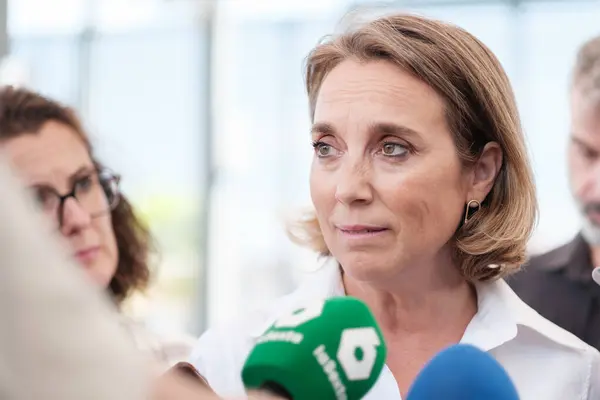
[464,199,481,224]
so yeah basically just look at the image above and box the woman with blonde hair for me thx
[188,13,600,399]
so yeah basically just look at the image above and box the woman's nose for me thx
[59,197,92,234]
[334,159,374,206]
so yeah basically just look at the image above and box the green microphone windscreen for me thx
[241,296,387,400]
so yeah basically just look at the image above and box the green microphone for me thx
[241,296,387,400]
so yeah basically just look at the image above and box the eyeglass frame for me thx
[41,168,122,228]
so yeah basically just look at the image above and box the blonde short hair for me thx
[289,13,538,282]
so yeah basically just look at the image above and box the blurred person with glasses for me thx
[34,167,121,231]
[0,86,195,372]
[0,152,280,399]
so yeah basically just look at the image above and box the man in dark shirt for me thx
[509,35,600,350]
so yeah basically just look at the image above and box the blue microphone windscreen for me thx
[407,344,519,400]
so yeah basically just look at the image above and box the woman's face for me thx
[2,121,119,288]
[310,59,500,281]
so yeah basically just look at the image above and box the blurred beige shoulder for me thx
[120,316,196,370]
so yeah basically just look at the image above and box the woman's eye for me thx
[31,188,57,211]
[75,175,94,191]
[381,143,408,157]
[313,141,337,158]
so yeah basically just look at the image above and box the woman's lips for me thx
[75,246,100,264]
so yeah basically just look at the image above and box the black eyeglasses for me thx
[30,169,121,228]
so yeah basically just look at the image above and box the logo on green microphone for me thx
[311,327,381,400]
[337,327,381,380]
[313,344,348,400]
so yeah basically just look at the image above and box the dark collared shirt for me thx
[508,234,600,350]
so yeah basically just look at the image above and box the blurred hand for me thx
[151,370,285,400]
[151,370,218,400]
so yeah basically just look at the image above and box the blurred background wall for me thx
[1,0,599,338]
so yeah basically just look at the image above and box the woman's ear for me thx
[468,142,503,201]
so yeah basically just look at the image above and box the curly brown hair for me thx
[0,85,152,304]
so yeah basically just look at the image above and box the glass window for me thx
[8,0,86,35]
[87,27,208,335]
[9,36,80,105]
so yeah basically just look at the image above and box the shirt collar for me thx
[250,258,519,350]
[460,279,518,351]
[250,258,588,367]
[317,259,520,351]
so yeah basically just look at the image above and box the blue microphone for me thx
[407,344,520,400]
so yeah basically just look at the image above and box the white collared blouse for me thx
[189,259,600,399]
